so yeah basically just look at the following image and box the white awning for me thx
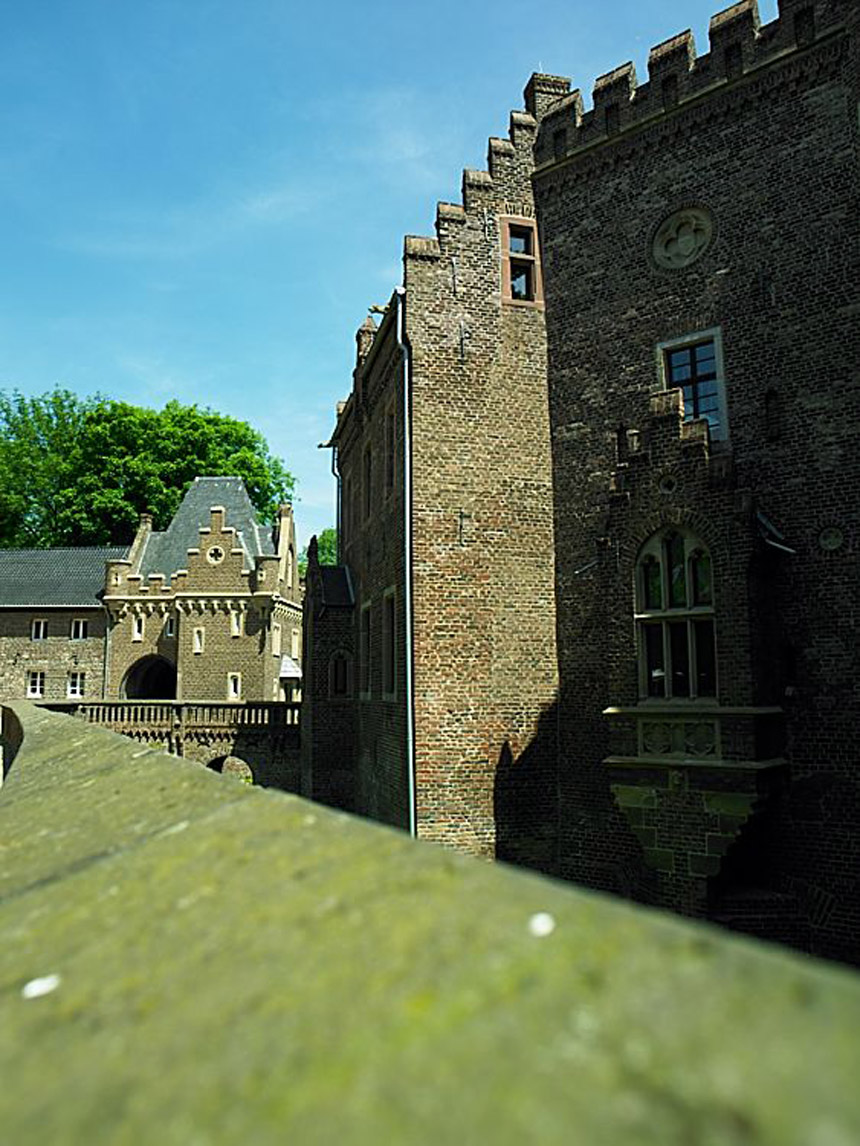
[279,655,302,681]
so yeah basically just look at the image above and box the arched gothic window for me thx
[635,529,717,700]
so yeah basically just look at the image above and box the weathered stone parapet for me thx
[1,702,859,1145]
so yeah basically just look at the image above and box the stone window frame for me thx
[132,615,145,642]
[272,622,282,658]
[381,586,397,701]
[165,615,175,638]
[193,626,205,655]
[31,618,48,641]
[70,617,88,641]
[635,528,718,703]
[26,670,45,699]
[291,628,300,660]
[500,216,544,307]
[227,672,242,700]
[656,327,729,443]
[67,671,86,699]
[359,600,372,700]
[287,547,294,590]
[230,610,243,638]
[328,649,353,701]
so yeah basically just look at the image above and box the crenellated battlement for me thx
[534,0,846,170]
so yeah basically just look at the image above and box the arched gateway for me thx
[121,656,177,700]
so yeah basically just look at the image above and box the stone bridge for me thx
[39,699,301,789]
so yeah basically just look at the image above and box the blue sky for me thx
[0,0,779,547]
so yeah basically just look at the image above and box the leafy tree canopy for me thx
[0,388,295,548]
[298,527,337,577]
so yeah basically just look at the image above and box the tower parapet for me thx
[534,0,848,169]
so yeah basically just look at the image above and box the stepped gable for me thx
[534,0,847,169]
[139,476,274,582]
[0,546,128,607]
[400,80,564,274]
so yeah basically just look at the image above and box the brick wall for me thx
[534,0,860,960]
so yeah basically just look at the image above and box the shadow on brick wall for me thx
[494,701,559,877]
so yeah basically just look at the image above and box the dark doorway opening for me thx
[122,656,177,700]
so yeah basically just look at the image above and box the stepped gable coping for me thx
[488,136,516,157]
[524,72,572,120]
[404,93,540,268]
[509,110,538,132]
[534,0,839,171]
[403,234,442,260]
[437,202,467,224]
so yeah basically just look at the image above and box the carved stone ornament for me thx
[652,207,714,270]
[206,545,225,565]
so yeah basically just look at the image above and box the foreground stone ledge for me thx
[1,703,858,1146]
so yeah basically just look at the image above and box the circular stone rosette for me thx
[651,206,715,271]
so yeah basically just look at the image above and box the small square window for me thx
[27,671,45,699]
[510,261,534,302]
[70,618,88,641]
[31,619,48,641]
[509,226,532,256]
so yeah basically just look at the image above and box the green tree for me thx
[0,389,295,548]
[298,527,337,577]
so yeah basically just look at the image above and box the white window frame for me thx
[67,671,86,699]
[27,671,45,699]
[70,617,88,641]
[132,615,145,642]
[227,672,242,700]
[230,610,243,638]
[31,618,48,641]
[291,628,300,660]
[656,327,728,442]
[193,627,205,655]
[272,622,281,658]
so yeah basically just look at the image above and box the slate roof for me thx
[319,566,354,608]
[0,547,128,607]
[139,477,275,582]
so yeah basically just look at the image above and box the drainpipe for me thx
[330,445,342,566]
[394,286,417,838]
